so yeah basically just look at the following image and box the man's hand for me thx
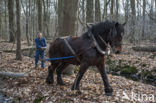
[41,47,46,50]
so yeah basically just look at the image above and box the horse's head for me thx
[86,21,126,54]
[108,22,126,54]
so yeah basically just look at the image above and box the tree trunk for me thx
[16,0,22,60]
[58,0,63,36]
[142,0,146,38]
[124,0,129,36]
[82,0,85,32]
[110,0,114,20]
[86,0,93,23]
[136,0,140,20]
[150,0,154,23]
[46,0,50,37]
[58,0,79,36]
[42,0,46,37]
[103,0,111,20]
[132,46,156,52]
[26,0,30,46]
[95,0,101,22]
[130,0,136,43]
[0,15,1,39]
[116,0,119,21]
[8,0,15,42]
[124,1,129,23]
[58,0,79,75]
[37,0,42,32]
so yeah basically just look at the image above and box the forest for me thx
[0,0,156,102]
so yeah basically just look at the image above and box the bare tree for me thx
[43,0,50,37]
[116,0,119,21]
[58,0,79,36]
[95,0,101,22]
[8,0,15,42]
[142,0,146,38]
[130,0,136,43]
[110,0,114,20]
[26,0,30,45]
[149,0,154,23]
[58,0,79,74]
[103,0,111,20]
[37,0,42,32]
[86,0,93,23]
[21,0,30,46]
[16,0,22,60]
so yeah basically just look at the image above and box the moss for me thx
[114,65,123,72]
[33,96,45,103]
[149,53,156,59]
[120,65,138,75]
[141,70,155,80]
[142,63,147,67]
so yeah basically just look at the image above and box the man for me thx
[35,32,47,69]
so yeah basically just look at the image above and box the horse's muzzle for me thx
[113,46,122,54]
[115,50,121,54]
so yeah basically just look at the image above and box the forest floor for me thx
[0,40,156,103]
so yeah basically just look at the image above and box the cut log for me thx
[0,46,35,52]
[132,46,156,52]
[0,72,27,78]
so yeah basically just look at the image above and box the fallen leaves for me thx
[0,41,156,102]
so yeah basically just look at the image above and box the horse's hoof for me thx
[105,87,113,96]
[71,85,79,90]
[46,77,54,84]
[105,92,113,96]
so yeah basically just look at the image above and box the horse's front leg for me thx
[97,63,113,96]
[71,63,89,91]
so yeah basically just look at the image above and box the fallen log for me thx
[132,46,156,52]
[0,72,27,78]
[0,46,35,52]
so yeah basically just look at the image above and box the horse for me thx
[46,20,126,96]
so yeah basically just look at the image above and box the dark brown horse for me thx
[46,20,125,96]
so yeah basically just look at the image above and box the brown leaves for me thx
[0,43,156,103]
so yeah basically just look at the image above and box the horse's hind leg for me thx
[46,63,58,84]
[71,63,89,90]
[56,63,69,85]
[97,63,113,96]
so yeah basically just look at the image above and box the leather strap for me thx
[64,38,80,62]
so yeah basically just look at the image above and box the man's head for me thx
[37,32,42,39]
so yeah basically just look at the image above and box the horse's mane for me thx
[81,20,117,39]
[91,20,116,36]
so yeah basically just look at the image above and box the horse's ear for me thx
[86,24,90,29]
[122,22,126,26]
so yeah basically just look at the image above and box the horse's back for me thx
[48,36,80,58]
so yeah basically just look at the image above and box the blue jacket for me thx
[35,37,47,50]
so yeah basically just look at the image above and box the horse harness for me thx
[61,31,110,63]
[88,31,110,55]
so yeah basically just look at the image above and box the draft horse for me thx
[46,20,125,96]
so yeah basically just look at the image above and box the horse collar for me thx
[89,31,110,55]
